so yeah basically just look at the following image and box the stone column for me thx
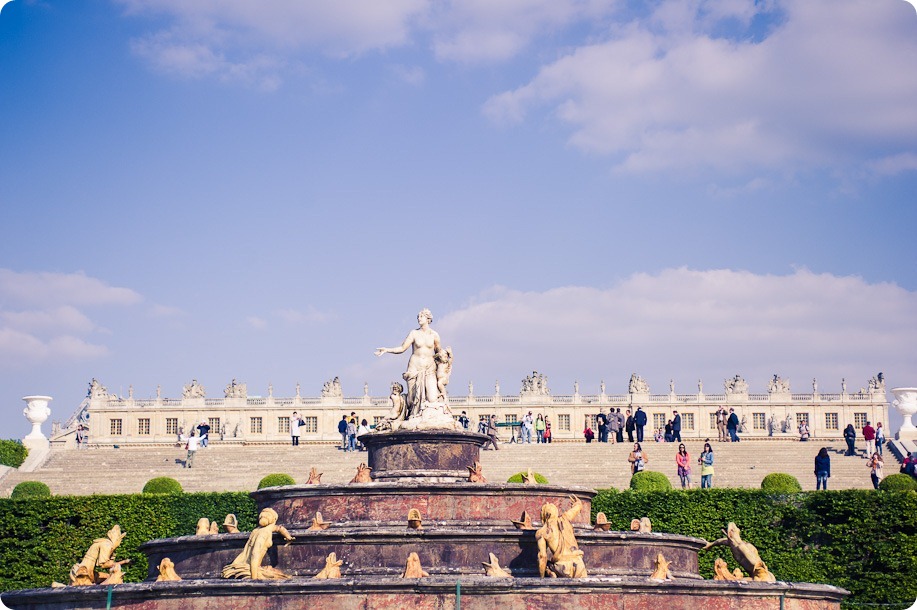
[891,387,917,440]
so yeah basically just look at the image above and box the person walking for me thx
[535,414,546,444]
[634,407,647,443]
[615,408,625,443]
[814,447,831,490]
[357,419,370,451]
[726,409,740,442]
[625,409,635,443]
[483,415,500,450]
[843,424,857,456]
[863,421,876,457]
[798,420,810,442]
[290,411,303,447]
[867,452,884,489]
[675,443,692,489]
[875,422,885,456]
[672,411,682,443]
[338,415,349,450]
[627,443,648,474]
[698,442,714,488]
[184,430,200,469]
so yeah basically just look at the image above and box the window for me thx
[853,413,868,429]
[110,419,122,435]
[796,413,809,428]
[653,413,666,429]
[165,418,178,435]
[138,418,150,435]
[710,413,718,429]
[558,414,571,431]
[208,417,220,434]
[505,414,518,424]
[250,417,263,434]
[585,414,597,430]
[278,417,290,434]
[825,413,839,430]
[752,413,766,430]
[682,413,695,431]
[302,416,318,433]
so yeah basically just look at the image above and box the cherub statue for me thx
[350,463,373,483]
[223,514,239,534]
[209,521,219,535]
[536,496,587,578]
[407,508,423,530]
[306,467,323,484]
[434,346,453,400]
[593,512,611,532]
[482,553,512,578]
[307,512,330,531]
[69,525,127,586]
[313,552,343,579]
[401,552,429,578]
[467,461,486,483]
[221,508,294,580]
[712,557,741,581]
[156,557,182,582]
[99,560,129,585]
[511,511,534,530]
[648,553,672,581]
[702,522,776,582]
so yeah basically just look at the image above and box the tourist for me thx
[875,422,885,456]
[185,430,199,468]
[458,411,470,430]
[625,409,635,443]
[663,420,673,442]
[653,428,663,443]
[544,422,553,443]
[290,411,303,447]
[815,447,831,490]
[798,420,810,442]
[901,452,917,478]
[346,417,357,452]
[867,451,884,489]
[338,415,348,450]
[634,407,647,443]
[615,408,625,443]
[522,411,534,444]
[75,424,86,450]
[357,419,370,451]
[596,410,608,443]
[843,424,857,456]
[583,425,594,443]
[672,411,682,443]
[716,407,728,442]
[628,443,648,474]
[675,443,692,489]
[698,442,714,488]
[477,417,487,435]
[609,409,621,444]
[726,408,740,442]
[535,414,546,443]
[197,420,210,448]
[484,415,500,450]
[863,421,876,457]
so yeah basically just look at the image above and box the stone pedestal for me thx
[359,429,489,482]
[891,387,917,440]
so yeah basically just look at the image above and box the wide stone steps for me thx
[0,438,880,497]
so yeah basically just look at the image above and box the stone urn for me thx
[22,395,53,441]
[891,387,917,440]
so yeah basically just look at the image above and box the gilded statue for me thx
[407,508,423,530]
[350,463,373,483]
[68,525,127,586]
[196,518,211,536]
[306,467,323,484]
[630,517,652,533]
[535,496,587,578]
[522,468,538,485]
[467,461,486,483]
[223,514,239,534]
[99,560,129,585]
[511,511,534,530]
[156,558,182,582]
[209,521,219,535]
[648,553,672,581]
[401,552,429,578]
[221,508,294,580]
[593,513,611,532]
[713,557,742,581]
[702,522,776,582]
[313,552,344,579]
[307,512,330,531]
[482,553,512,578]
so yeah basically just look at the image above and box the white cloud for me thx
[484,0,917,176]
[247,316,268,330]
[867,152,917,176]
[389,64,425,86]
[436,268,917,395]
[0,269,142,307]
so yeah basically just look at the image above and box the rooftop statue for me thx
[724,375,748,394]
[221,508,293,580]
[224,379,247,399]
[69,525,126,586]
[321,377,343,398]
[536,496,587,578]
[374,309,456,430]
[521,371,550,396]
[88,378,109,400]
[182,379,206,399]
[628,373,649,395]
[768,375,791,394]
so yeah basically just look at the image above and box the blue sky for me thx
[1,0,915,438]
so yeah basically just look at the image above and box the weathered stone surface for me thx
[360,429,489,482]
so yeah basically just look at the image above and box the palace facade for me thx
[66,374,889,446]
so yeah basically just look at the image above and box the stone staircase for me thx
[0,438,882,497]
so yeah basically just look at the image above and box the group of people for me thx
[518,411,553,443]
[624,441,716,489]
[584,406,650,444]
[842,421,886,457]
[337,412,370,452]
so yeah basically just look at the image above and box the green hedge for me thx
[142,477,183,494]
[760,472,803,493]
[591,488,917,609]
[0,492,257,591]
[10,481,51,500]
[0,440,28,468]
[507,471,549,484]
[257,473,295,489]
[879,474,917,492]
[629,471,672,491]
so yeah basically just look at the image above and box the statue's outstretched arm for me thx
[375,332,414,356]
[702,537,728,551]
[562,496,583,521]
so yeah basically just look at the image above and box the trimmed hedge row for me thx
[0,440,28,468]
[591,488,917,609]
[0,492,257,591]
[10,482,51,500]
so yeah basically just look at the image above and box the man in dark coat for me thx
[727,408,740,442]
[625,409,635,443]
[634,407,647,443]
[672,411,682,443]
